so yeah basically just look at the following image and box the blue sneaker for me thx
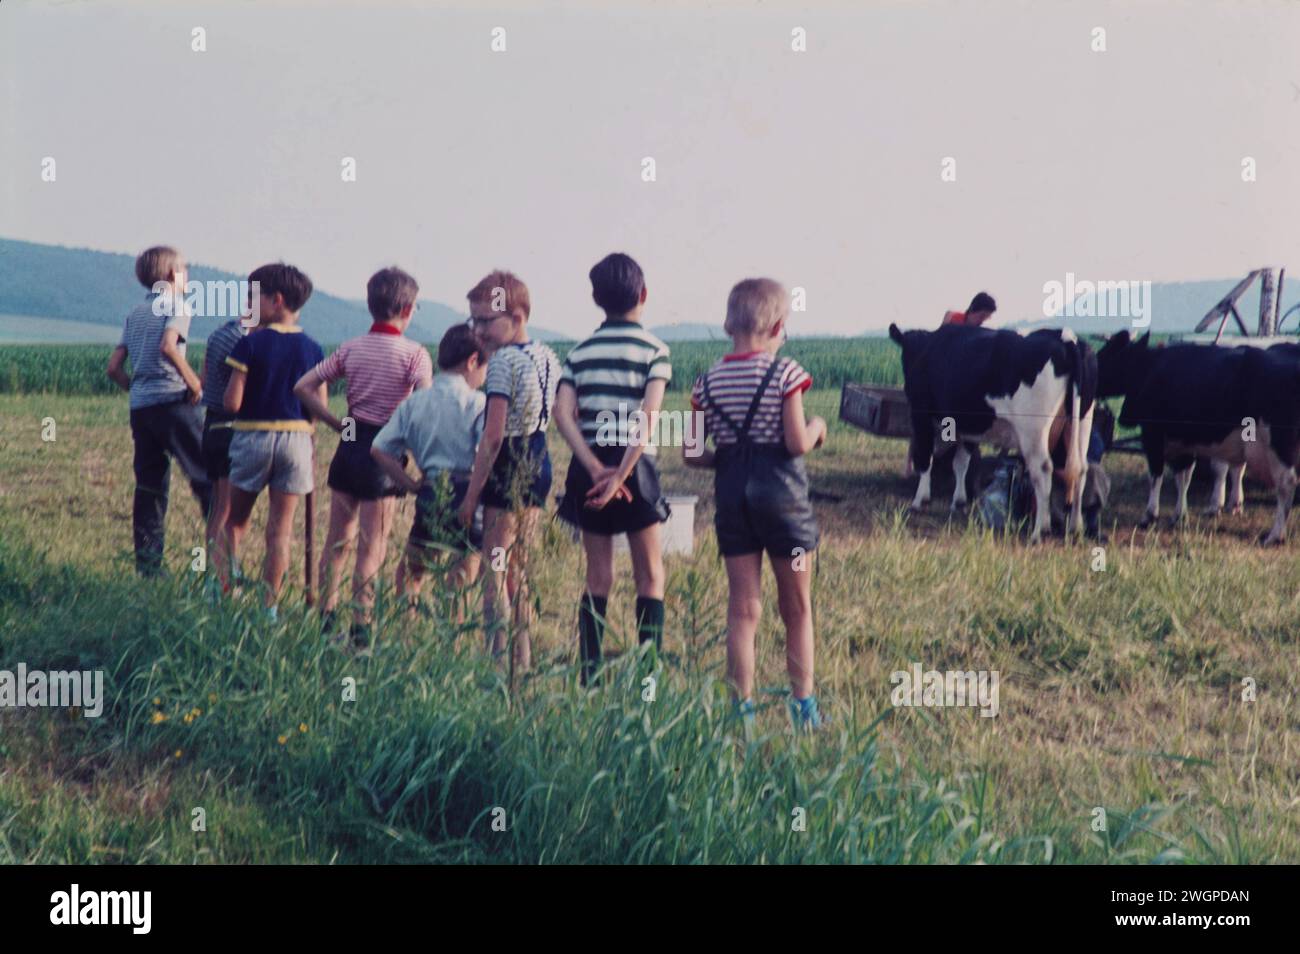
[736,698,757,735]
[789,695,826,732]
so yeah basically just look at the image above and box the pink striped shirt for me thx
[690,351,812,446]
[313,327,434,425]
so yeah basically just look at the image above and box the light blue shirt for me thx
[372,372,486,480]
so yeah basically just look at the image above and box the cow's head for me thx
[1095,330,1148,397]
[888,323,931,380]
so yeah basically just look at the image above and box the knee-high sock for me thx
[635,596,664,650]
[578,593,608,686]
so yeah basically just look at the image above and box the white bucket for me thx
[610,494,698,556]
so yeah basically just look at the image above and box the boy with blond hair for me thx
[686,278,828,731]
[105,245,212,576]
[458,270,562,675]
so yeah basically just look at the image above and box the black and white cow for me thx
[1095,331,1300,544]
[888,323,1097,542]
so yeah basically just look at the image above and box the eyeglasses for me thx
[467,313,509,329]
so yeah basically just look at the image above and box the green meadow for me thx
[0,340,1295,863]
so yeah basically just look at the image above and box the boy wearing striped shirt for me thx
[105,245,213,577]
[294,267,433,642]
[686,278,828,732]
[201,314,252,550]
[216,263,326,614]
[554,253,670,686]
[458,271,562,675]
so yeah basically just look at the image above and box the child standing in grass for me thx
[370,324,488,622]
[457,271,561,676]
[201,312,253,551]
[686,278,828,732]
[105,245,212,576]
[293,267,433,644]
[215,263,325,616]
[554,253,670,686]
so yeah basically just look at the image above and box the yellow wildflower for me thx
[299,723,308,734]
[278,734,289,745]
[150,711,168,725]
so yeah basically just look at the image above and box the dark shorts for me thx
[327,417,405,501]
[714,443,819,558]
[559,443,670,536]
[409,473,482,555]
[202,409,236,481]
[481,432,552,511]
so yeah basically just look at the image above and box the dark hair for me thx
[968,291,997,314]
[589,252,645,316]
[438,323,485,371]
[367,266,419,322]
[248,263,313,313]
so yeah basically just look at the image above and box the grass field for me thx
[0,343,1297,863]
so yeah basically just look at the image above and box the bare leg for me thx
[351,496,396,626]
[262,489,299,606]
[771,550,814,699]
[318,491,360,614]
[217,486,258,592]
[724,552,764,702]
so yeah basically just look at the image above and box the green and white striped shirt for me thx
[560,319,671,455]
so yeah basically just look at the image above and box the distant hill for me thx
[649,322,727,341]
[1010,275,1300,338]
[0,238,565,344]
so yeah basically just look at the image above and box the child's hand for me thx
[810,416,827,449]
[187,382,203,405]
[457,497,476,529]
[585,475,633,510]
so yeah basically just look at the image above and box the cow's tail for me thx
[1061,339,1085,507]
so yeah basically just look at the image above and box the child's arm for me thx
[683,388,714,468]
[160,328,202,403]
[782,388,827,457]
[106,345,130,392]
[293,368,344,431]
[587,378,666,508]
[223,368,246,415]
[371,447,422,495]
[458,395,507,527]
[553,383,605,478]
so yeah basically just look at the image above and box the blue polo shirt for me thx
[225,324,325,431]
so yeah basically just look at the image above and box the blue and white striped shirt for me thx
[118,292,193,410]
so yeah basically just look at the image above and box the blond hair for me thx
[466,270,531,320]
[724,278,787,336]
[135,245,181,288]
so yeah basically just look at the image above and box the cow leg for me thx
[909,415,935,511]
[1064,406,1094,537]
[951,441,976,510]
[1020,432,1054,545]
[1138,431,1164,529]
[1261,453,1297,546]
[1170,456,1195,525]
[1204,459,1228,516]
[1227,462,1246,515]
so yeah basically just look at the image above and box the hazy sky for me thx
[3,0,1298,335]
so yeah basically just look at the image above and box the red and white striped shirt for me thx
[313,324,433,426]
[690,351,812,446]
